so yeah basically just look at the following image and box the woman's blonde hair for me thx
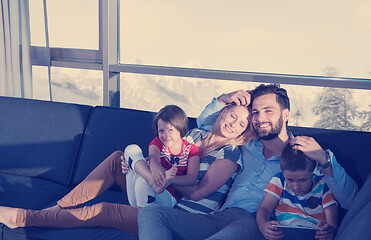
[201,104,255,155]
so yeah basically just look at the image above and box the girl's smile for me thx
[157,119,182,154]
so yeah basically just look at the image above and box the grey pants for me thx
[138,205,265,240]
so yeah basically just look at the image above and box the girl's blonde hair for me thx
[201,104,255,155]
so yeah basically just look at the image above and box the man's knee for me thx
[139,205,168,223]
[211,208,264,240]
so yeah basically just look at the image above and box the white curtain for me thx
[0,0,32,98]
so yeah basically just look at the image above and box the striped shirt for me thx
[150,137,200,201]
[264,172,337,228]
[176,128,243,214]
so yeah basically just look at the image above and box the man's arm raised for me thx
[291,136,358,209]
[197,90,251,130]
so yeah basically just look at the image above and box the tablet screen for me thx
[273,225,320,240]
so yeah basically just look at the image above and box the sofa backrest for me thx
[0,97,92,185]
[72,105,370,189]
[2,96,368,190]
[71,106,157,185]
[288,126,371,187]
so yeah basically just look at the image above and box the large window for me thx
[24,0,370,132]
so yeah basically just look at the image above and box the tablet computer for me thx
[273,225,320,240]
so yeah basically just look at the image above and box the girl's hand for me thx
[259,221,283,240]
[315,223,337,240]
[153,164,178,194]
[121,156,130,174]
[151,164,166,187]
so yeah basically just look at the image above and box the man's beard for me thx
[254,114,284,140]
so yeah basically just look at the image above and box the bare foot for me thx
[0,206,20,229]
[153,184,166,194]
[153,164,178,194]
[165,163,178,180]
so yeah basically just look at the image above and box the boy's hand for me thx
[121,156,130,174]
[218,90,251,106]
[315,223,336,240]
[259,221,283,240]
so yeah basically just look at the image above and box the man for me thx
[138,84,358,240]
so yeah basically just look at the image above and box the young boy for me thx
[257,143,338,240]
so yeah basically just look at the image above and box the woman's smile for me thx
[224,124,234,134]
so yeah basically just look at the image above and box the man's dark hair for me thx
[251,84,290,111]
[280,144,316,172]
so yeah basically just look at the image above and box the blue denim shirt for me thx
[197,97,358,211]
[219,138,281,213]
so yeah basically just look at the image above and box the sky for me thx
[28,0,370,130]
[120,0,371,79]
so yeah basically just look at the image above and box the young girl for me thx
[124,105,200,209]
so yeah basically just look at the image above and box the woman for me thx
[0,102,254,234]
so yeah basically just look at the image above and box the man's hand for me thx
[218,90,251,106]
[291,136,328,165]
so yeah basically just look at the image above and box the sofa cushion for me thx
[72,107,156,185]
[0,97,92,185]
[0,173,71,209]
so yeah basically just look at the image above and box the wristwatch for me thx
[320,153,332,170]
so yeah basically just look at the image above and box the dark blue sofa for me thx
[0,96,370,240]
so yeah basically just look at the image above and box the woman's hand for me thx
[121,156,130,174]
[258,221,283,240]
[315,223,337,240]
[218,90,251,106]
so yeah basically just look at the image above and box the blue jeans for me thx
[138,205,265,240]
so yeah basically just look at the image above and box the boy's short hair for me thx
[153,105,189,138]
[251,83,290,111]
[280,143,316,172]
